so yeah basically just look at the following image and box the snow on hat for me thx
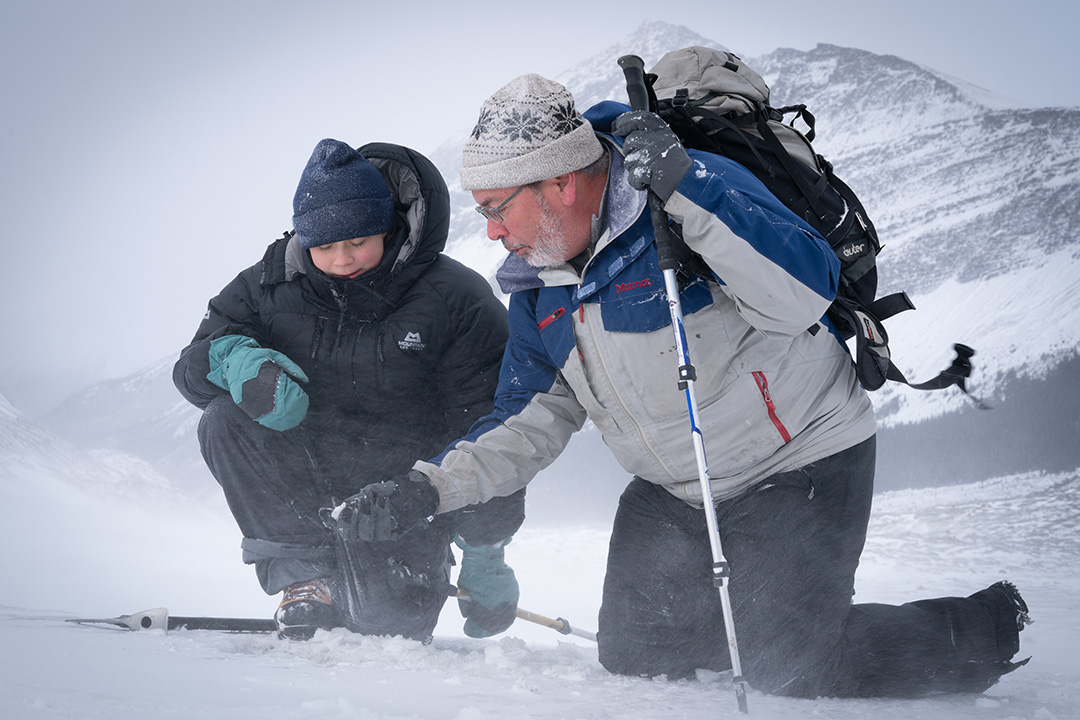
[292,138,394,249]
[460,74,604,191]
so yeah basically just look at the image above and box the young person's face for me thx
[309,234,386,278]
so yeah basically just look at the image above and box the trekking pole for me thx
[618,54,750,715]
[386,561,599,642]
[457,591,597,642]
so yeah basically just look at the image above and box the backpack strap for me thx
[664,92,777,177]
[667,221,715,286]
[753,108,830,221]
[774,104,816,141]
[867,291,915,322]
[831,296,988,407]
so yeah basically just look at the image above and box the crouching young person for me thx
[173,139,523,641]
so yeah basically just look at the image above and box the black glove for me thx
[333,470,440,542]
[612,110,693,203]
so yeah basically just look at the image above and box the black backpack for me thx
[641,46,982,402]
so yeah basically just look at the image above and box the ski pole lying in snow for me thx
[618,54,750,715]
[66,602,598,642]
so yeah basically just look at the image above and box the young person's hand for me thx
[206,335,309,431]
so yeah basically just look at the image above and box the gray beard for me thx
[525,194,572,268]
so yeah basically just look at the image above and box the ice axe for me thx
[66,608,276,632]
[618,53,750,714]
[68,600,597,642]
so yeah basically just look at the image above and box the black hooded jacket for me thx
[173,143,508,484]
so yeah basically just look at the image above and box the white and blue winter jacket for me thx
[418,102,876,510]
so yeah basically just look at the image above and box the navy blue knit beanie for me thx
[292,139,395,249]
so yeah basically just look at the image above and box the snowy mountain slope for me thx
[0,390,272,621]
[754,44,1080,289]
[0,390,179,508]
[2,469,1076,720]
[746,42,1080,430]
[36,356,212,500]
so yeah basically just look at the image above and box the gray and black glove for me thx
[612,110,693,203]
[333,470,440,543]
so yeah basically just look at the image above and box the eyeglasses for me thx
[475,185,526,224]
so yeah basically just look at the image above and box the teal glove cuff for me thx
[206,335,310,431]
[455,535,519,638]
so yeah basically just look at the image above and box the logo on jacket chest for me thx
[615,277,652,293]
[398,331,426,351]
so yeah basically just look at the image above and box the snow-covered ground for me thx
[2,469,1077,719]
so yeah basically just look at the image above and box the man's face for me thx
[472,183,584,268]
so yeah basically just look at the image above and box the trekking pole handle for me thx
[618,54,681,272]
[618,55,650,114]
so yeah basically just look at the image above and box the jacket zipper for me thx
[538,307,566,330]
[753,371,791,443]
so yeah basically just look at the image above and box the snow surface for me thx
[2,468,1078,719]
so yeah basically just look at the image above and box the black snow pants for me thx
[597,436,1025,697]
[197,395,525,639]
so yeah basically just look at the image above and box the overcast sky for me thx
[2,0,1077,414]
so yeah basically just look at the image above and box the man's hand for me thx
[612,110,692,203]
[206,334,309,431]
[333,471,440,543]
[455,536,519,638]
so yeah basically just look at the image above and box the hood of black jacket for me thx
[258,142,451,323]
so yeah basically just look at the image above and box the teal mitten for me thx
[455,535,519,638]
[206,335,309,431]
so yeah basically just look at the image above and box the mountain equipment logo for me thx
[398,332,426,351]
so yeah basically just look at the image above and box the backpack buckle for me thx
[673,88,690,108]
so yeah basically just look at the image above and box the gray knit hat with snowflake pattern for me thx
[460,74,604,191]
